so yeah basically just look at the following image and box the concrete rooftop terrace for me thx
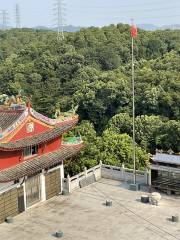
[0,179,180,240]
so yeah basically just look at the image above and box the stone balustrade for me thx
[63,162,150,193]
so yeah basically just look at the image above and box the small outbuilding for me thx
[151,152,180,194]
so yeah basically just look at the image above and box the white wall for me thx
[67,164,102,193]
[101,164,148,185]
[66,163,149,193]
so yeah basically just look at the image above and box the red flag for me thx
[131,24,137,38]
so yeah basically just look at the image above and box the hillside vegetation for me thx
[0,24,179,174]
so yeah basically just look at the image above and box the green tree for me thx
[156,120,180,153]
[99,130,149,169]
[64,121,101,176]
[107,113,132,135]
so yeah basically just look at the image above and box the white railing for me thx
[64,162,149,193]
[101,164,148,184]
[63,164,102,193]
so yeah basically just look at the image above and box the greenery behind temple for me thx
[0,24,179,175]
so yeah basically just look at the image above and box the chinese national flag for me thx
[131,24,137,38]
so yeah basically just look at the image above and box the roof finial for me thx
[27,96,31,113]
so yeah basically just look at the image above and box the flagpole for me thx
[131,25,136,185]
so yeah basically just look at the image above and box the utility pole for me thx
[130,19,138,185]
[15,4,21,28]
[53,0,66,40]
[0,10,9,30]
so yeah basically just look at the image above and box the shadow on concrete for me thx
[166,217,173,222]
[51,232,64,238]
[119,182,129,189]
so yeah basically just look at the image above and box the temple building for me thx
[0,96,83,223]
[151,151,180,195]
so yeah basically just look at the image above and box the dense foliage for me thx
[0,25,179,174]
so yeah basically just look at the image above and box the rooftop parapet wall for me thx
[101,164,149,184]
[62,136,82,145]
[64,163,149,193]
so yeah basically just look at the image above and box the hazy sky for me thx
[1,0,180,27]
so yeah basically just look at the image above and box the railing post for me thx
[84,167,87,179]
[77,175,79,188]
[122,164,125,180]
[144,169,149,185]
[100,161,103,179]
[92,166,95,175]
[67,174,71,193]
[148,169,151,186]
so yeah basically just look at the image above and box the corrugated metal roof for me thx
[152,153,180,165]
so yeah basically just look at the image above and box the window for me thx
[23,146,38,159]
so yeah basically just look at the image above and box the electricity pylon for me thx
[53,0,66,40]
[0,10,9,30]
[15,4,21,28]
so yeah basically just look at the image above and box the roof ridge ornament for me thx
[167,149,174,155]
[0,93,26,110]
[27,96,31,114]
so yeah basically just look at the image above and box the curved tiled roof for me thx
[30,108,78,126]
[0,118,78,151]
[0,143,83,182]
[0,109,24,131]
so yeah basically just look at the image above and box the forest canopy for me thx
[0,24,179,174]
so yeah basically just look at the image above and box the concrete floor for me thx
[0,179,180,240]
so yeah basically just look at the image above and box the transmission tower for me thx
[0,10,9,30]
[15,4,21,28]
[53,0,66,40]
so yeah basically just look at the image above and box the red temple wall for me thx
[38,137,62,155]
[0,137,62,171]
[11,119,51,141]
[0,150,22,170]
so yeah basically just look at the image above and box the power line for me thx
[135,14,180,21]
[53,0,66,40]
[118,6,180,13]
[106,14,180,22]
[69,6,180,14]
[87,12,180,24]
[69,0,177,9]
[66,2,180,27]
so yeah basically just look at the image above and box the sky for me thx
[0,0,180,28]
